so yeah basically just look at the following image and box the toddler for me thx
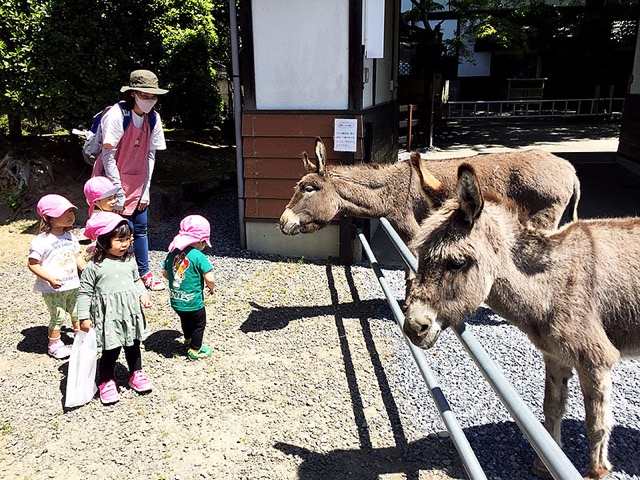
[162,215,215,360]
[78,212,152,405]
[28,195,86,359]
[83,176,119,217]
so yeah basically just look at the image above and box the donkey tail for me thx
[570,176,581,222]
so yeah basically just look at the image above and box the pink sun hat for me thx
[84,176,119,216]
[84,212,127,241]
[168,215,212,252]
[37,194,77,218]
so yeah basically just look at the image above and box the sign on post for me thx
[334,119,358,152]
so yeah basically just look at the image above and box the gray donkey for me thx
[279,138,580,245]
[403,163,640,479]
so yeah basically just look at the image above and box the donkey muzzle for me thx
[403,302,442,349]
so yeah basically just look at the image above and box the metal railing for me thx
[444,97,625,120]
[356,217,582,480]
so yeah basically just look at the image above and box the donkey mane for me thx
[327,161,407,189]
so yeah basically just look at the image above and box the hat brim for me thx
[42,204,77,218]
[121,86,169,95]
[98,187,120,200]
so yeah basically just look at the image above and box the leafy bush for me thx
[1,0,230,137]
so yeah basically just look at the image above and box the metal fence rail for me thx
[444,97,625,120]
[356,217,582,480]
[357,230,487,480]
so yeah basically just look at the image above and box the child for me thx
[83,176,119,217]
[162,215,215,360]
[28,194,86,359]
[78,211,152,405]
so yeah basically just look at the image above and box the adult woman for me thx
[92,69,168,290]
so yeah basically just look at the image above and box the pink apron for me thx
[92,116,150,216]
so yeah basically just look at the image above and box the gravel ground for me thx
[0,184,639,480]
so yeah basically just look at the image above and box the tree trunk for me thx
[7,112,22,140]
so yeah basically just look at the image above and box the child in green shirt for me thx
[162,215,215,360]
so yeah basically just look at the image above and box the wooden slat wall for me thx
[242,112,363,220]
[618,94,640,164]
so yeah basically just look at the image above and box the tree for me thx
[0,0,47,139]
[0,0,230,138]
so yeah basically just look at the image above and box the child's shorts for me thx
[42,289,78,331]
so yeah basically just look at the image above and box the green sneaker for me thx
[187,345,213,361]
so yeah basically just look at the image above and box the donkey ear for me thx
[455,164,484,225]
[302,151,317,173]
[315,137,327,175]
[409,152,448,209]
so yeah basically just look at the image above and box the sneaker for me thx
[128,370,152,393]
[48,339,71,359]
[187,345,213,361]
[98,380,120,404]
[141,272,165,291]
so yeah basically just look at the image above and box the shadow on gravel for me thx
[144,329,184,358]
[275,438,462,480]
[18,325,76,354]
[240,298,389,332]
[276,419,639,479]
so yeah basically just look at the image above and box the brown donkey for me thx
[279,138,580,245]
[403,164,640,479]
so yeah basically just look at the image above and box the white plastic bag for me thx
[65,329,98,408]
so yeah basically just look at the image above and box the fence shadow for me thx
[274,420,639,480]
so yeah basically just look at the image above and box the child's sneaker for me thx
[98,380,120,405]
[128,370,152,393]
[48,339,71,359]
[187,345,213,361]
[141,272,165,291]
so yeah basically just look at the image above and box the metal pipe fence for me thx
[357,230,487,480]
[356,217,582,479]
[444,97,625,120]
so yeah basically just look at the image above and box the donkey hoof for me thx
[584,465,611,479]
[530,458,553,479]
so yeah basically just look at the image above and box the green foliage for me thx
[0,0,47,137]
[3,184,26,210]
[155,0,225,130]
[0,0,230,136]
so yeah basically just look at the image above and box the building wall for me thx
[617,21,640,172]
[241,0,398,261]
[251,0,350,109]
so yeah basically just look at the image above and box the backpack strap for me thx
[117,101,131,131]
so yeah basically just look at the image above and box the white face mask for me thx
[134,95,157,114]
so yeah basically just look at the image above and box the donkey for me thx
[402,164,640,479]
[279,138,580,246]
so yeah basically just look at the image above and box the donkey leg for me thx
[576,366,614,479]
[531,355,574,478]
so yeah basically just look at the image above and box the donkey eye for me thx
[445,258,467,272]
[303,185,317,193]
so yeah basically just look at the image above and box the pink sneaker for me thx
[48,339,71,359]
[141,272,165,291]
[128,370,152,393]
[98,380,120,404]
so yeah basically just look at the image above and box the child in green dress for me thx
[78,212,152,405]
[162,215,215,360]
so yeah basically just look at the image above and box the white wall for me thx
[363,0,396,108]
[252,0,350,109]
[246,222,340,259]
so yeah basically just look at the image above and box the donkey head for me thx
[279,137,342,235]
[403,164,496,348]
